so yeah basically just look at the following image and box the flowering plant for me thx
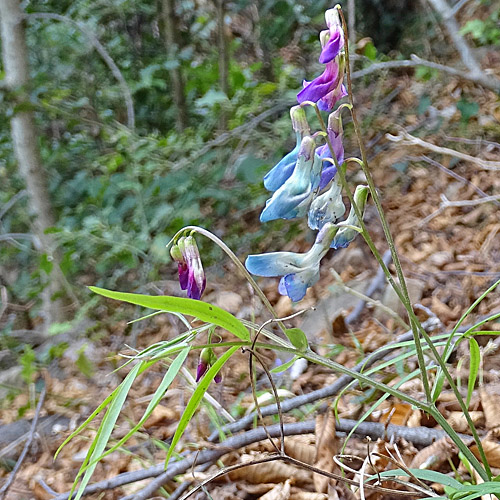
[64,5,496,498]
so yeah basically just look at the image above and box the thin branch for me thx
[0,189,27,220]
[26,12,135,129]
[387,131,500,171]
[419,193,500,227]
[0,384,46,500]
[409,155,500,207]
[351,54,500,93]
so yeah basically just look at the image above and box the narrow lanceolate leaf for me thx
[89,287,249,341]
[165,346,240,468]
[467,338,480,408]
[71,361,144,500]
[87,347,190,468]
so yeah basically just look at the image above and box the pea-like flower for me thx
[297,8,347,112]
[245,223,338,302]
[260,136,322,222]
[331,185,369,249]
[196,348,222,383]
[170,236,206,300]
[308,177,345,230]
[263,106,311,192]
[315,108,345,190]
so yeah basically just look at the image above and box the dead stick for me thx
[0,383,46,500]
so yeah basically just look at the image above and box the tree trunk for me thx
[161,0,188,132]
[216,0,229,130]
[0,0,67,330]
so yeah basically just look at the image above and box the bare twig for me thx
[387,131,500,171]
[351,55,500,93]
[0,384,46,500]
[51,418,471,500]
[409,155,500,207]
[26,12,135,129]
[0,189,27,221]
[419,193,500,226]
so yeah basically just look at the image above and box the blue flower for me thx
[308,177,345,230]
[263,106,310,192]
[260,136,322,222]
[245,223,338,301]
[331,185,369,249]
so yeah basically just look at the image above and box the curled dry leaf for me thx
[314,409,339,494]
[447,411,484,433]
[258,479,292,500]
[410,437,457,470]
[480,385,500,430]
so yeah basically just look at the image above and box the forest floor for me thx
[1,67,500,500]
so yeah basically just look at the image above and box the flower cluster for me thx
[245,6,369,302]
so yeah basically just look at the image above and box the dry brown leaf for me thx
[447,411,484,433]
[226,456,311,485]
[314,410,339,494]
[289,491,328,500]
[470,439,500,468]
[282,436,316,464]
[379,402,414,426]
[410,437,457,470]
[237,482,280,496]
[143,404,177,428]
[258,479,292,500]
[480,386,500,429]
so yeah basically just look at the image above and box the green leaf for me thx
[371,468,462,490]
[87,347,190,468]
[71,361,144,500]
[89,287,249,341]
[165,346,239,468]
[270,356,299,373]
[467,338,480,407]
[284,328,308,352]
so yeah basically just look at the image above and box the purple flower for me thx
[196,348,222,383]
[315,108,345,190]
[297,56,347,112]
[319,8,344,64]
[170,236,206,300]
[297,8,346,112]
[245,223,338,301]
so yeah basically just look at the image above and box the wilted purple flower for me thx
[171,236,206,300]
[196,348,222,383]
[245,223,338,302]
[297,8,347,112]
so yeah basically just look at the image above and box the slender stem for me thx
[337,10,432,403]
